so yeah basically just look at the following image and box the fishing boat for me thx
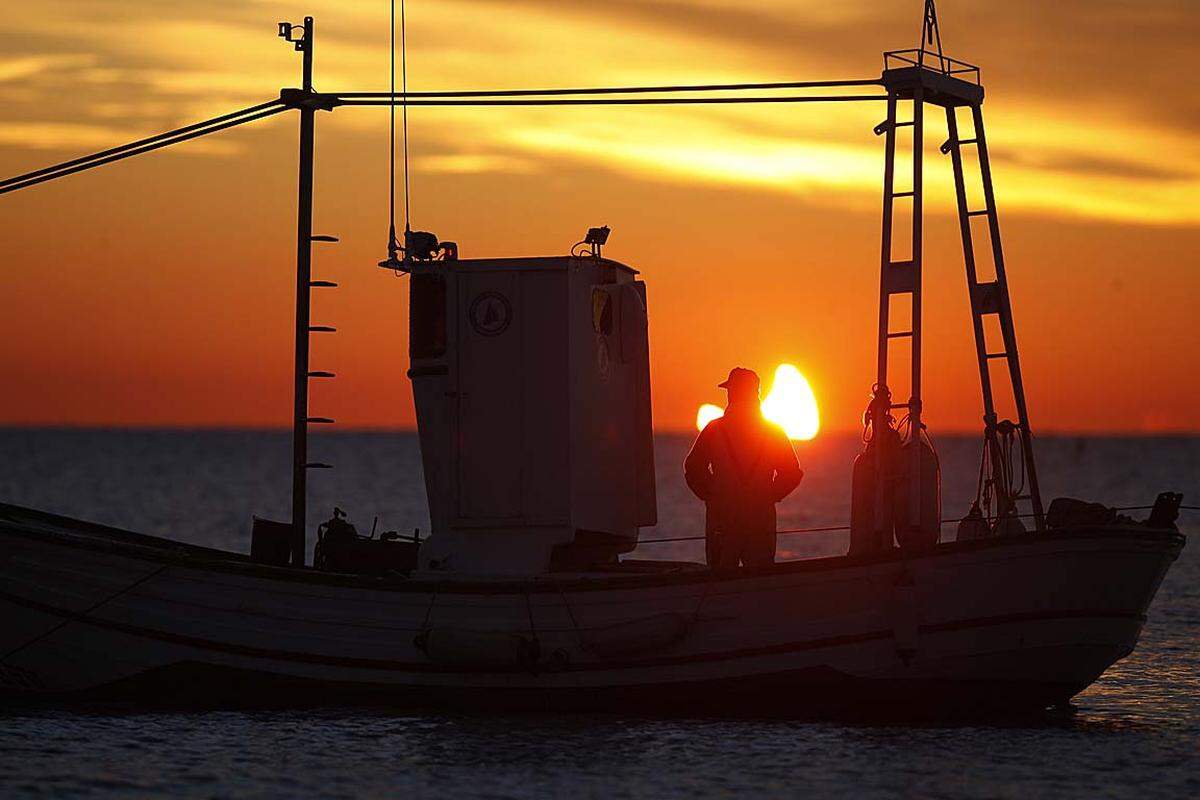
[0,2,1188,714]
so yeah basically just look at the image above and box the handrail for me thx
[883,48,981,84]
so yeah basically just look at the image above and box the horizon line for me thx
[1,423,1197,438]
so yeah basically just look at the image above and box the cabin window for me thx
[410,273,447,359]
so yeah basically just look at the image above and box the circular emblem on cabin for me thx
[469,291,512,336]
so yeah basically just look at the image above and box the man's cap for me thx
[718,367,760,391]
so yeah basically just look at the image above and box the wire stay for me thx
[386,0,398,259]
[0,76,886,198]
[336,95,889,107]
[400,0,411,241]
[0,103,288,196]
[336,77,883,98]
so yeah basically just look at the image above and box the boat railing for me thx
[883,48,981,84]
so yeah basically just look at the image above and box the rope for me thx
[0,562,169,665]
[387,0,397,254]
[384,0,412,257]
[523,590,537,640]
[400,0,411,239]
[629,504,1199,546]
[552,576,588,654]
[418,586,438,633]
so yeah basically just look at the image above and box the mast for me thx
[283,16,317,566]
[880,0,1045,534]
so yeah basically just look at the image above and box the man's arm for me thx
[684,425,717,501]
[770,430,803,502]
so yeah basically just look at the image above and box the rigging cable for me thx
[386,0,398,261]
[338,95,889,107]
[400,0,411,244]
[0,562,170,665]
[338,77,883,98]
[0,101,287,196]
[383,0,412,266]
[335,77,882,99]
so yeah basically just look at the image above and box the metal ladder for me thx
[875,87,926,432]
[872,84,928,541]
[291,231,340,565]
[869,1,1045,538]
[941,105,1045,530]
[873,65,1044,534]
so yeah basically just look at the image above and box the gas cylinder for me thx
[893,429,941,550]
[849,425,901,556]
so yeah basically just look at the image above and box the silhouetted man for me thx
[685,368,803,569]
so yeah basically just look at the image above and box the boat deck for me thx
[0,501,1185,594]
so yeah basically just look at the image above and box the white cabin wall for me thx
[411,257,655,575]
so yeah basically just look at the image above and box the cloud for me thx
[0,54,97,83]
[0,120,241,155]
[1,0,1197,227]
[415,152,540,175]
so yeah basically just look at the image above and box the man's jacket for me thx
[684,407,803,537]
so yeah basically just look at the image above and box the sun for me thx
[694,364,820,441]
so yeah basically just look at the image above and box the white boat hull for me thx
[0,504,1184,715]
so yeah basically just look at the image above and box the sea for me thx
[0,429,1196,799]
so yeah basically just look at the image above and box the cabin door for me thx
[454,271,523,521]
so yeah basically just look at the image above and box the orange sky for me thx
[1,0,1198,434]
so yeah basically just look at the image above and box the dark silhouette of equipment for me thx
[585,225,611,257]
[312,508,420,576]
[849,387,941,554]
[572,225,612,258]
[249,517,294,566]
[1147,492,1185,529]
[378,230,458,270]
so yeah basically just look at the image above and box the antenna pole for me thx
[291,15,316,566]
